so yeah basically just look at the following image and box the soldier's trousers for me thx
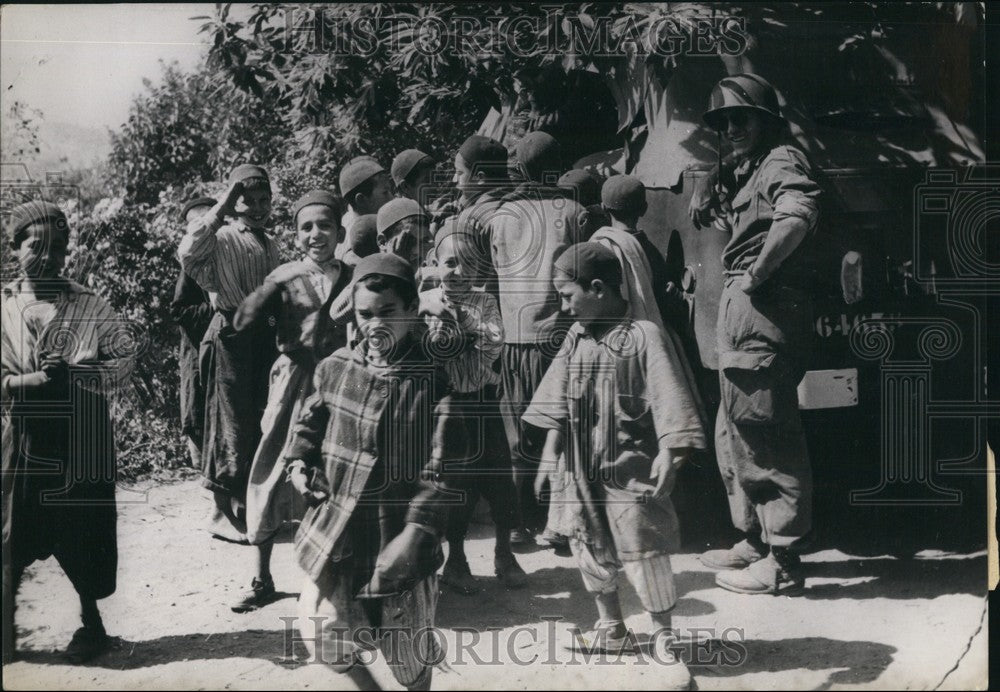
[714,278,813,549]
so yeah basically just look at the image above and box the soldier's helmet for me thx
[703,73,784,130]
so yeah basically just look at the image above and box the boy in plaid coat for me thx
[283,253,465,690]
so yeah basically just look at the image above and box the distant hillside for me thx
[24,120,112,178]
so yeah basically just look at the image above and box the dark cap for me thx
[348,214,379,258]
[228,164,270,185]
[6,200,68,242]
[516,131,561,181]
[376,198,425,236]
[179,196,217,223]
[601,174,646,215]
[391,149,434,186]
[554,241,623,287]
[457,135,508,171]
[339,156,385,199]
[353,252,416,286]
[291,190,343,224]
[558,169,602,207]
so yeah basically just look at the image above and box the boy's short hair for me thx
[7,200,69,248]
[352,252,418,306]
[554,242,623,288]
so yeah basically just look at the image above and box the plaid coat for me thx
[283,335,467,592]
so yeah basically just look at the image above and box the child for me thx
[170,196,216,469]
[391,148,435,204]
[594,175,689,335]
[237,190,353,551]
[177,163,280,612]
[420,220,526,594]
[491,131,585,550]
[376,197,432,278]
[338,156,393,258]
[342,214,378,267]
[283,253,464,690]
[523,242,706,687]
[2,201,133,664]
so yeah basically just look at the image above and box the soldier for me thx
[693,74,822,595]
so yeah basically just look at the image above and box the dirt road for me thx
[4,479,988,690]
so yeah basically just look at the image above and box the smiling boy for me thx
[284,253,463,690]
[177,163,280,611]
[236,190,353,557]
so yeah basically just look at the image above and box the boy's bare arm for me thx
[534,429,564,501]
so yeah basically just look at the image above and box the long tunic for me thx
[243,259,353,544]
[523,319,706,559]
[1,278,132,598]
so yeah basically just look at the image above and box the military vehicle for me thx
[478,3,991,552]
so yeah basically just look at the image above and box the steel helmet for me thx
[703,73,784,130]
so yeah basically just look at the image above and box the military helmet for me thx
[703,73,784,130]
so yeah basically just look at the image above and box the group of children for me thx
[3,131,706,690]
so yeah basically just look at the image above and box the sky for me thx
[1,4,217,132]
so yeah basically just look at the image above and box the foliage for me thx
[107,62,289,205]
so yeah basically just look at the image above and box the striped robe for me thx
[1,277,133,598]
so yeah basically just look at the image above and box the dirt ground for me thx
[3,478,989,691]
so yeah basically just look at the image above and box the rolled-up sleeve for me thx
[764,148,821,231]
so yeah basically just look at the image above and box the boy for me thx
[2,201,133,664]
[338,156,393,259]
[420,221,526,594]
[523,242,705,688]
[376,198,432,271]
[594,175,690,335]
[342,214,378,267]
[236,190,353,548]
[177,163,280,612]
[284,253,464,690]
[170,196,217,469]
[491,131,585,549]
[391,148,435,204]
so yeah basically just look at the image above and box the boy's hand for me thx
[648,447,695,499]
[534,468,549,502]
[219,181,245,218]
[370,524,431,589]
[288,465,328,507]
[419,289,457,321]
[39,352,70,383]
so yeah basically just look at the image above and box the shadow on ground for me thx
[691,636,897,689]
